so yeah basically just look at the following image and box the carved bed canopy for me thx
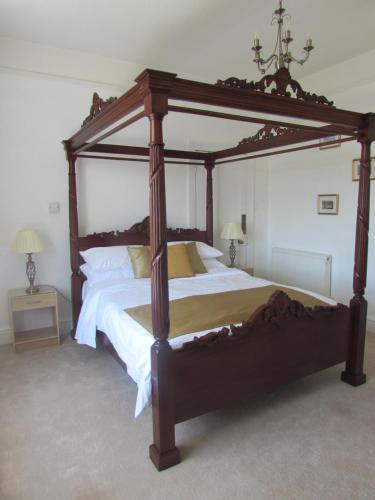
[65,66,368,161]
[64,65,373,317]
[64,64,373,471]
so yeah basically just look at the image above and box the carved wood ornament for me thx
[179,290,347,352]
[81,92,118,127]
[238,124,297,146]
[216,67,334,106]
[85,217,150,240]
[84,216,201,241]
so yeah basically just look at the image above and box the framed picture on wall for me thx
[319,135,341,150]
[352,158,375,181]
[317,194,339,215]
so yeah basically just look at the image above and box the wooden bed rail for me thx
[215,136,356,165]
[168,104,353,136]
[75,111,146,155]
[76,154,205,166]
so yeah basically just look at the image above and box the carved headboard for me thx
[71,217,209,329]
[78,216,208,253]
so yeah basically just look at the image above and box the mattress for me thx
[75,266,336,417]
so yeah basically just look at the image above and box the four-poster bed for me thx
[63,66,373,471]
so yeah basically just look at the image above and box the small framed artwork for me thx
[317,194,339,215]
[319,135,341,150]
[352,158,375,181]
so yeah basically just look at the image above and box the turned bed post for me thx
[146,92,180,471]
[63,141,81,334]
[342,138,372,386]
[205,158,215,246]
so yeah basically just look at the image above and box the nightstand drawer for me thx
[10,293,56,311]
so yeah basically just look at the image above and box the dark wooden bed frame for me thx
[63,66,373,470]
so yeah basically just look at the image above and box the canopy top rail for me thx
[65,67,375,157]
[168,105,353,136]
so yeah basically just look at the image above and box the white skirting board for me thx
[0,329,12,345]
[271,247,332,297]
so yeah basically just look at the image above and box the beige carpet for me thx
[1,334,375,500]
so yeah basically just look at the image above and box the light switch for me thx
[49,202,60,214]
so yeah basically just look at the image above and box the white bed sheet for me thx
[75,267,336,417]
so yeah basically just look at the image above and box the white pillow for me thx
[196,242,223,259]
[80,245,132,272]
[80,264,134,285]
[203,259,228,272]
[167,241,223,259]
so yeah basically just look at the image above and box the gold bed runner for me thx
[125,285,328,340]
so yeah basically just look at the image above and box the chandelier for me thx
[252,0,314,75]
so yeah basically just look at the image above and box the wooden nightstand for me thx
[235,266,254,276]
[8,286,60,352]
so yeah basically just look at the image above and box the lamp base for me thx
[229,239,236,267]
[25,253,39,295]
[25,285,39,295]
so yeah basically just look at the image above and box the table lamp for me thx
[13,229,44,294]
[220,222,244,267]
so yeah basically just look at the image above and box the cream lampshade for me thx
[13,229,44,294]
[220,222,244,267]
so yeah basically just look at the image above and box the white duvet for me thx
[75,266,336,417]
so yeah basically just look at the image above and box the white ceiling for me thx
[1,0,375,81]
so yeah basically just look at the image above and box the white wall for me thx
[266,74,375,330]
[1,37,374,344]
[215,159,269,273]
[0,39,261,343]
[208,48,375,331]
[0,41,182,342]
[0,72,118,342]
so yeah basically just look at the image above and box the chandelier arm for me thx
[267,55,279,73]
[288,50,311,66]
[261,53,279,66]
[256,54,278,75]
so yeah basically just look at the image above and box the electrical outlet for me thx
[49,202,60,214]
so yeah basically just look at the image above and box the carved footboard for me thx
[171,290,350,423]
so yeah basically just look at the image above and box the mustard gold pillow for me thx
[128,246,151,278]
[167,243,195,279]
[185,242,207,274]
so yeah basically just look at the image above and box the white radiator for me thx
[271,247,332,297]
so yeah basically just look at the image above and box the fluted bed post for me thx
[149,112,170,341]
[63,141,81,334]
[146,95,180,471]
[205,159,215,246]
[342,139,372,386]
